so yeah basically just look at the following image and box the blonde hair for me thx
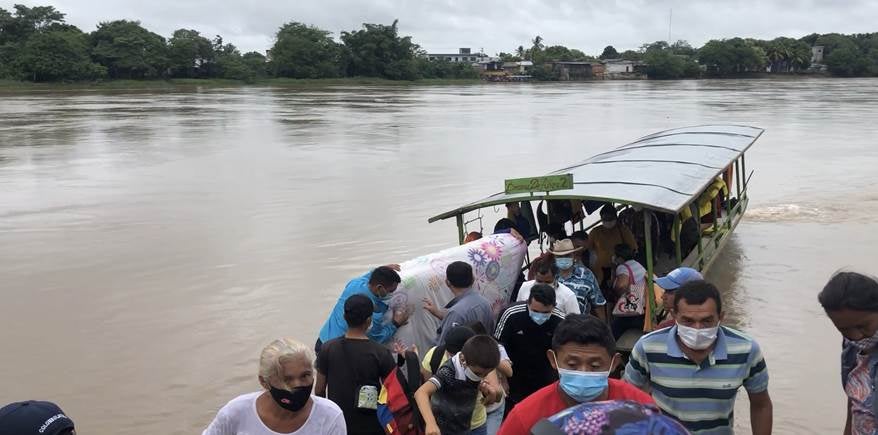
[258,338,315,387]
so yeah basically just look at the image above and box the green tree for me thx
[90,20,168,79]
[698,38,767,75]
[0,4,65,44]
[270,22,341,79]
[16,27,105,81]
[599,45,619,59]
[241,51,267,78]
[515,45,525,59]
[341,20,419,80]
[825,46,870,76]
[670,40,696,57]
[530,35,544,61]
[620,50,642,61]
[167,29,214,78]
[497,52,520,62]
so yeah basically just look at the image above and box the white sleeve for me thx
[564,292,581,315]
[326,410,348,435]
[202,405,235,435]
[516,282,532,302]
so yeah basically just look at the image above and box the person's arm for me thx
[314,372,328,397]
[497,359,513,378]
[496,409,525,435]
[613,272,629,296]
[423,298,446,320]
[202,404,234,435]
[326,409,348,435]
[844,399,852,435]
[562,288,581,315]
[622,340,650,391]
[623,227,638,251]
[748,390,773,435]
[592,305,607,322]
[481,371,503,405]
[742,342,771,435]
[367,308,402,344]
[415,381,441,435]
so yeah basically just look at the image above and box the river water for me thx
[1,78,877,434]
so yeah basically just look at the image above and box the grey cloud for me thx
[6,0,878,55]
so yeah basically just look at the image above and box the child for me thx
[415,335,501,435]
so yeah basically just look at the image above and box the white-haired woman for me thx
[203,338,346,435]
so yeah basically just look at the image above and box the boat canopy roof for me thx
[429,125,763,222]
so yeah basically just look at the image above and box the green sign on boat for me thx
[504,174,574,194]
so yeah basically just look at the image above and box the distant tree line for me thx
[0,4,477,83]
[1,4,876,83]
[507,33,878,80]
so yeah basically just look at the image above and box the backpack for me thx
[612,262,646,317]
[428,345,446,375]
[377,350,425,435]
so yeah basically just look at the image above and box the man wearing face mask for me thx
[624,280,773,435]
[516,256,581,316]
[587,204,638,293]
[203,338,346,435]
[495,284,565,416]
[317,265,409,353]
[551,239,605,321]
[497,314,653,435]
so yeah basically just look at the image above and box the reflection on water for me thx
[1,78,878,434]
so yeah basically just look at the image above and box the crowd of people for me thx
[3,210,878,435]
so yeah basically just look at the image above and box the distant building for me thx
[811,45,825,64]
[602,59,647,79]
[502,61,533,75]
[546,61,596,81]
[426,48,489,63]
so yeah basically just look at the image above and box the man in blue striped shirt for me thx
[623,280,772,435]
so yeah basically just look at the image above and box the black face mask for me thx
[268,384,312,412]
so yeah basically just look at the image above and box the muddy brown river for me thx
[1,78,877,434]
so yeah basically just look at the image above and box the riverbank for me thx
[0,77,484,91]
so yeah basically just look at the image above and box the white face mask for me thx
[464,366,484,382]
[677,324,719,350]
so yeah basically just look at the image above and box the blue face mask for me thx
[555,257,574,270]
[529,309,551,325]
[553,352,613,403]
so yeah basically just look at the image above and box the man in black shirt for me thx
[316,294,396,435]
[494,283,565,415]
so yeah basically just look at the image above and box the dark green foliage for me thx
[340,20,419,80]
[697,38,767,75]
[167,29,215,78]
[599,45,619,59]
[16,27,105,81]
[90,20,168,79]
[270,22,342,78]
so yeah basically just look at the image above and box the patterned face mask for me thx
[850,330,878,351]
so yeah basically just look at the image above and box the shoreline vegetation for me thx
[1,4,877,88]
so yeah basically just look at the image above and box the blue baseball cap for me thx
[0,401,75,435]
[655,267,703,291]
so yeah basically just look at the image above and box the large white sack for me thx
[383,233,526,353]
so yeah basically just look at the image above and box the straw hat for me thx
[548,239,582,256]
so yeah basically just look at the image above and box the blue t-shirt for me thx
[318,271,396,343]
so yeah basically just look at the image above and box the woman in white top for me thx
[203,337,347,435]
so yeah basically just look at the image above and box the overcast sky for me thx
[5,0,878,55]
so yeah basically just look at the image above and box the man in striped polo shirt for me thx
[623,280,773,434]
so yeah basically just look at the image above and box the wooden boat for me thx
[428,125,764,349]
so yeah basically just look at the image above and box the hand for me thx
[422,298,441,319]
[392,341,410,355]
[425,423,441,435]
[393,309,411,327]
[384,263,401,271]
[479,381,501,405]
